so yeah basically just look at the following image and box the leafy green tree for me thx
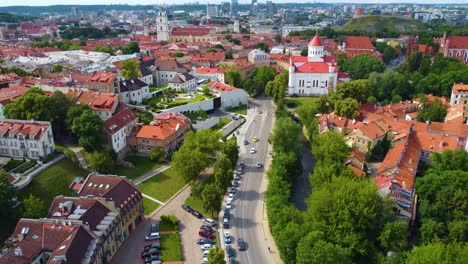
[417,98,448,122]
[265,70,288,106]
[378,221,408,252]
[0,170,17,220]
[202,85,211,96]
[276,222,303,263]
[202,183,222,216]
[121,42,140,54]
[342,54,386,79]
[275,34,282,43]
[269,117,302,155]
[149,148,165,162]
[22,194,46,219]
[225,67,243,88]
[224,50,233,59]
[256,42,269,52]
[4,87,51,121]
[334,97,359,119]
[89,151,115,174]
[66,104,87,132]
[297,239,352,264]
[337,53,348,71]
[206,247,226,264]
[120,59,141,79]
[221,138,239,166]
[48,91,73,136]
[334,79,370,103]
[316,95,333,113]
[51,64,63,72]
[305,176,391,257]
[171,52,185,58]
[405,242,468,264]
[213,154,233,190]
[172,148,210,182]
[93,45,114,54]
[309,160,353,190]
[249,66,277,95]
[312,132,351,163]
[71,110,104,152]
[430,149,468,173]
[447,220,467,243]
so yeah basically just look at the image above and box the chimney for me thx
[439,140,444,148]
[14,247,23,257]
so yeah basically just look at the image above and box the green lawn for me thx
[226,104,247,115]
[159,221,177,232]
[211,117,231,130]
[137,167,186,202]
[284,97,319,108]
[160,233,183,262]
[110,156,163,180]
[143,197,159,215]
[19,158,88,214]
[2,159,25,172]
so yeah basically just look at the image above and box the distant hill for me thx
[342,16,426,32]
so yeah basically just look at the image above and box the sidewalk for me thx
[133,164,171,185]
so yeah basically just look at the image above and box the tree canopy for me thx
[341,54,386,80]
[0,170,17,220]
[71,110,105,152]
[120,59,141,79]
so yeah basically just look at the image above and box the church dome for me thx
[309,33,323,47]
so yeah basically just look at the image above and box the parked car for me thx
[256,162,263,168]
[145,223,160,241]
[229,187,236,194]
[201,243,214,250]
[223,221,230,229]
[224,231,232,244]
[199,230,214,239]
[228,192,234,198]
[233,181,239,188]
[234,174,240,180]
[239,161,245,167]
[144,243,161,250]
[203,249,210,257]
[203,218,216,227]
[182,204,192,212]
[237,238,246,251]
[192,210,203,219]
[196,238,214,245]
[145,260,161,264]
[141,247,159,258]
[226,245,235,257]
[143,254,160,262]
[250,147,256,154]
[232,115,239,120]
[199,225,214,233]
[243,140,249,145]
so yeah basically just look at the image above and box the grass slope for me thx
[342,15,426,32]
[137,167,186,202]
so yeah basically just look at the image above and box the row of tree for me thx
[172,130,239,216]
[225,65,277,96]
[61,26,129,40]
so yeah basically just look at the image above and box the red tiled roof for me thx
[103,107,138,135]
[137,113,189,141]
[447,36,468,49]
[345,36,375,50]
[0,84,28,101]
[195,67,224,74]
[87,71,117,84]
[358,122,385,140]
[452,83,468,94]
[78,174,141,214]
[309,34,323,47]
[68,91,118,112]
[208,81,238,92]
[171,27,212,37]
[0,120,48,140]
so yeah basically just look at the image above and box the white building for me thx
[154,60,191,85]
[288,34,338,96]
[206,4,218,18]
[156,9,170,42]
[103,107,138,154]
[450,83,468,106]
[119,78,151,105]
[168,73,197,92]
[248,49,270,65]
[194,67,225,83]
[0,120,54,159]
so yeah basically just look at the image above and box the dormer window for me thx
[18,135,24,140]
[9,134,14,138]
[30,135,34,140]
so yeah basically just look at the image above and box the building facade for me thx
[0,120,54,159]
[436,33,468,63]
[167,73,197,92]
[288,34,338,96]
[103,107,138,154]
[156,9,170,42]
[248,49,270,65]
[119,78,151,105]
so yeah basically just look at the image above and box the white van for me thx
[203,218,216,227]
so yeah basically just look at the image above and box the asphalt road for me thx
[222,97,277,264]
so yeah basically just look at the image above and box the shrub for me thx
[161,214,180,230]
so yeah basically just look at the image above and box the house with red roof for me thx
[68,91,119,120]
[0,120,54,159]
[103,107,138,155]
[0,84,28,120]
[340,36,382,60]
[170,27,217,43]
[47,195,124,264]
[208,81,249,108]
[77,173,144,240]
[288,34,340,96]
[0,219,98,264]
[450,83,468,121]
[0,73,21,88]
[193,67,225,83]
[130,113,191,156]
[436,33,468,63]
[354,121,387,153]
[85,71,118,94]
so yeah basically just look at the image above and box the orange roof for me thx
[68,91,118,112]
[86,71,117,84]
[208,81,238,92]
[171,27,212,37]
[447,36,468,49]
[345,36,375,50]
[358,122,385,140]
[137,113,189,140]
[452,83,468,94]
[195,68,224,74]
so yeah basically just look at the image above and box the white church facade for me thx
[288,34,338,96]
[156,9,170,42]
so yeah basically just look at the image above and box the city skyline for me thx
[1,0,467,8]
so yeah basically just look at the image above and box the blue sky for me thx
[0,0,467,7]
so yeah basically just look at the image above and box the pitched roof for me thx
[86,71,117,85]
[168,73,195,84]
[0,120,49,140]
[68,91,118,112]
[78,174,141,214]
[447,36,468,49]
[119,78,148,92]
[103,107,138,135]
[452,83,468,94]
[154,59,189,73]
[358,122,386,140]
[208,81,238,92]
[171,27,212,37]
[309,33,323,47]
[0,219,93,264]
[0,84,28,101]
[345,36,375,50]
[195,67,224,74]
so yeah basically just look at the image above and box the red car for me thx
[198,230,214,239]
